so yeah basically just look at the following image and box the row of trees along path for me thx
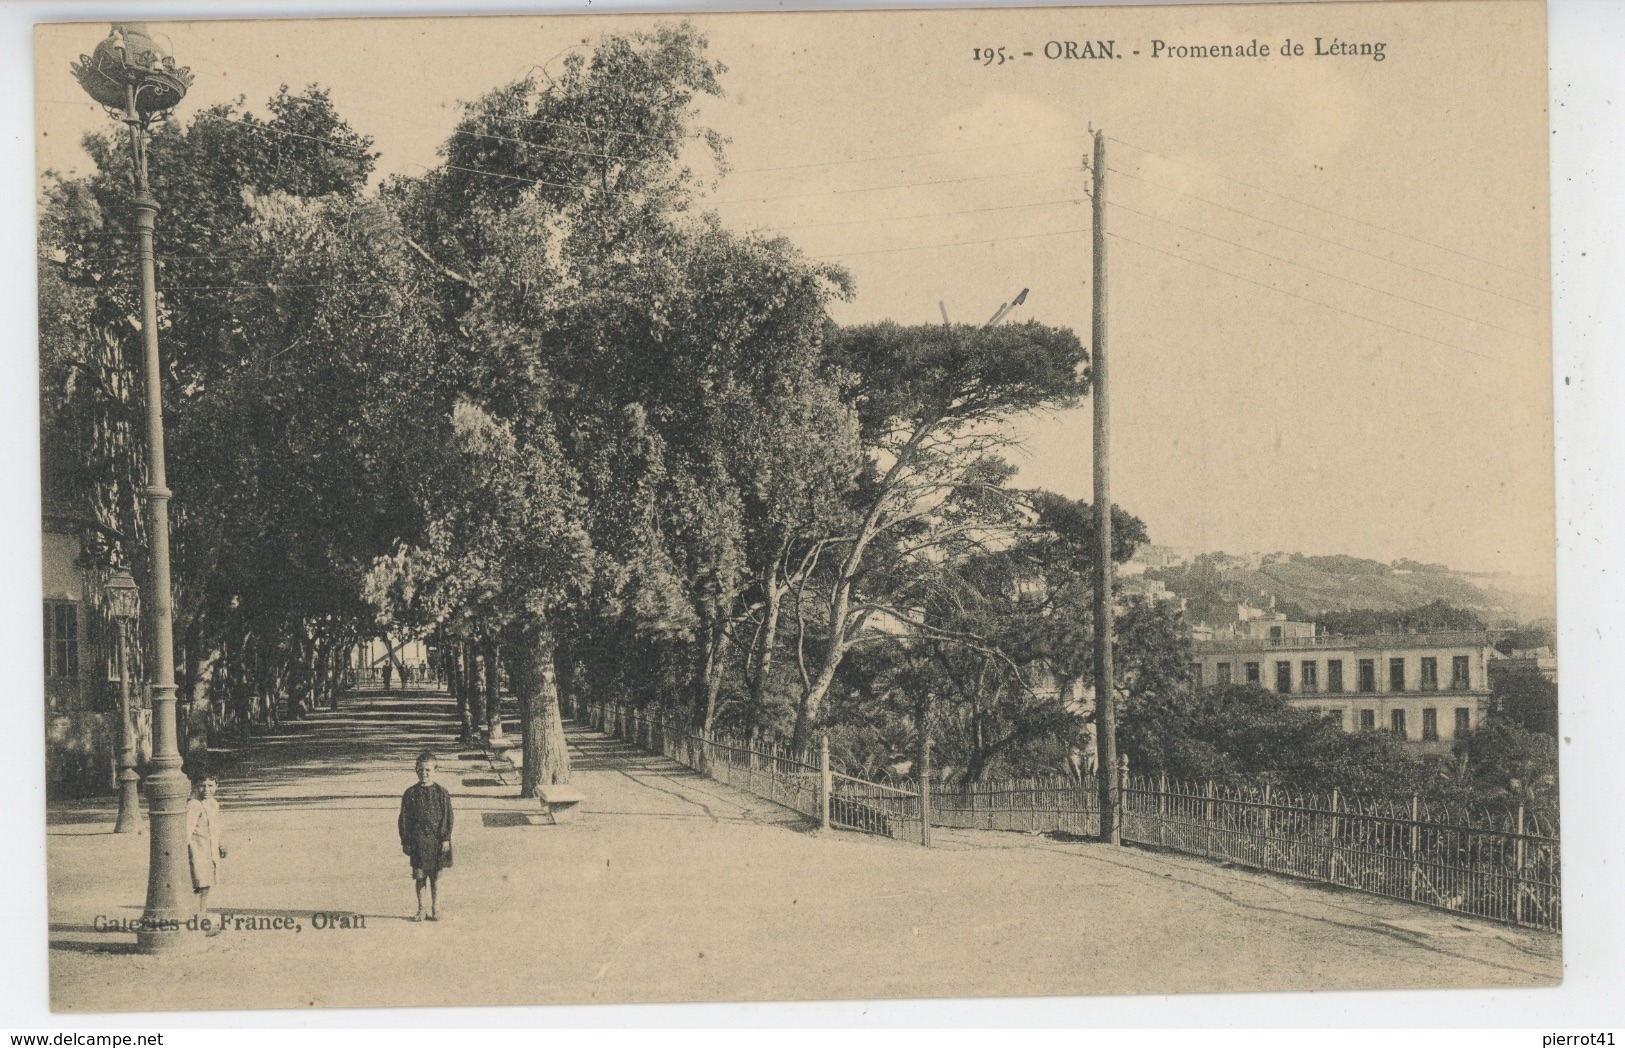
[45,24,1160,800]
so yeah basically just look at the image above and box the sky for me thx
[34,1,1555,578]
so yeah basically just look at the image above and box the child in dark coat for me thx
[398,751,453,921]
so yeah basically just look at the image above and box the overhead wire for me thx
[181,61,694,148]
[39,94,1540,365]
[730,133,1092,175]
[45,96,1078,208]
[1105,229,1508,366]
[256,85,1081,177]
[1107,163,1540,310]
[754,197,1084,233]
[100,103,1537,346]
[181,67,1089,177]
[439,162,589,193]
[714,167,1077,206]
[809,227,1089,260]
[1106,133,1543,282]
[113,280,397,291]
[1105,198,1541,343]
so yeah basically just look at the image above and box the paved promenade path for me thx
[46,688,1561,1012]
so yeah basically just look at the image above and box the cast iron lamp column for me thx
[106,569,142,834]
[73,23,196,952]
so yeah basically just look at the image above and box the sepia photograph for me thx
[30,0,1566,1014]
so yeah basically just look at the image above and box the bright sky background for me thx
[34,2,1555,579]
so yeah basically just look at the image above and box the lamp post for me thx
[106,569,142,834]
[73,24,196,953]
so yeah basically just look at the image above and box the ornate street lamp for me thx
[72,23,196,953]
[105,569,142,834]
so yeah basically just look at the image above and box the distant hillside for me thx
[1148,552,1555,627]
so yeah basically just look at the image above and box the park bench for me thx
[537,784,587,824]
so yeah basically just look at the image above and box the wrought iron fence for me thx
[570,697,919,841]
[565,698,1560,932]
[1121,775,1560,931]
[833,771,1558,930]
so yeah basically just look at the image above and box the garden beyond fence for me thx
[568,698,1559,932]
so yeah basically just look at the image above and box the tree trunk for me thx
[326,640,342,708]
[179,625,210,743]
[507,620,570,797]
[467,642,485,731]
[554,635,577,721]
[313,639,329,710]
[483,639,500,738]
[284,640,306,721]
[750,578,784,715]
[454,643,472,742]
[461,644,480,735]
[699,612,732,732]
[793,422,937,752]
[446,644,463,716]
[794,581,851,751]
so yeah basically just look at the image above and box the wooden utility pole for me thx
[820,734,832,831]
[919,735,933,849]
[1090,128,1121,846]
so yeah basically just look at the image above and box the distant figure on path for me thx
[186,774,226,928]
[398,751,453,921]
[382,661,394,691]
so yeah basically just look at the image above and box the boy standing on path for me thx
[398,751,454,921]
[187,774,226,928]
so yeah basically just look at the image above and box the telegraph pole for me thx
[1089,129,1121,846]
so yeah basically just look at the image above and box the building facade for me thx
[1490,646,1558,685]
[43,508,152,795]
[1190,630,1497,753]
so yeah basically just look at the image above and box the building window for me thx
[1359,709,1375,732]
[1300,660,1319,693]
[1216,662,1232,686]
[1454,707,1472,739]
[1422,708,1439,741]
[1327,660,1344,693]
[44,601,79,679]
[1390,708,1408,738]
[1389,657,1406,692]
[1190,662,1203,687]
[1245,662,1260,684]
[1419,657,1439,691]
[1269,625,1283,642]
[1275,661,1292,693]
[1328,709,1345,730]
[1451,655,1471,690]
[1357,659,1376,693]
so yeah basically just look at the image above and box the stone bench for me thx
[537,784,587,824]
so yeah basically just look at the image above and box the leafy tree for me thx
[1455,720,1559,814]
[40,87,410,734]
[383,23,864,780]
[1316,600,1486,636]
[1494,623,1555,655]
[368,401,591,794]
[1486,665,1558,736]
[1119,683,1427,796]
[784,320,1090,748]
[818,491,1164,784]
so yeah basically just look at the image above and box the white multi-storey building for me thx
[1190,629,1497,752]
